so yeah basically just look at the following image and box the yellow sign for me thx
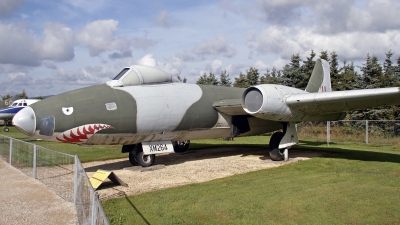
[89,169,128,190]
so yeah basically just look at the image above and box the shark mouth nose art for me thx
[56,124,114,143]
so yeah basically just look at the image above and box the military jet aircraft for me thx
[1,99,40,132]
[12,59,400,166]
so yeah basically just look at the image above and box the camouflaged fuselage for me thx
[27,83,281,145]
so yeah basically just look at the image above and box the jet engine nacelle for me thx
[242,84,306,122]
[241,84,346,122]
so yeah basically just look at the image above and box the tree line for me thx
[196,50,400,120]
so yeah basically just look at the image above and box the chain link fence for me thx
[0,134,109,225]
[297,120,400,145]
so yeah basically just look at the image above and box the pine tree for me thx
[219,70,232,87]
[299,50,316,89]
[319,50,328,61]
[196,72,208,85]
[16,90,28,99]
[233,72,249,88]
[329,51,341,90]
[177,75,187,83]
[353,53,392,120]
[383,50,395,87]
[339,60,359,90]
[281,53,302,88]
[246,67,259,86]
[360,53,383,89]
[2,93,12,101]
[206,72,219,86]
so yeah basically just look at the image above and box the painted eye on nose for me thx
[62,107,74,115]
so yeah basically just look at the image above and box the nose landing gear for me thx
[3,119,9,132]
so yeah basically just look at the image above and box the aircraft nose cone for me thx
[13,107,36,136]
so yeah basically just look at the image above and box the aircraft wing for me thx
[286,87,400,115]
[213,99,246,116]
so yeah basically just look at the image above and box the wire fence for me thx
[297,120,400,145]
[0,134,109,225]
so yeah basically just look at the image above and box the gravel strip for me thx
[82,147,326,200]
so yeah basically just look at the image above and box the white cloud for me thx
[108,50,132,60]
[65,0,109,13]
[76,20,131,56]
[254,60,268,70]
[40,23,75,61]
[0,22,76,66]
[132,34,158,50]
[0,0,24,18]
[76,20,158,57]
[178,35,237,61]
[272,58,288,69]
[225,62,248,76]
[203,60,223,74]
[137,54,157,67]
[156,10,174,28]
[0,23,41,66]
[246,25,400,61]
[211,60,223,72]
[136,54,183,75]
[51,66,111,85]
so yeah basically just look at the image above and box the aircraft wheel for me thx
[4,127,9,132]
[136,151,155,167]
[128,150,139,166]
[269,132,284,161]
[173,140,190,153]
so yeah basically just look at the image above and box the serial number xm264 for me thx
[12,59,400,167]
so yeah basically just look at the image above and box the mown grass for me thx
[3,127,400,224]
[101,139,400,225]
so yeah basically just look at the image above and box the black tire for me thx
[4,127,9,132]
[269,132,284,161]
[173,140,190,153]
[136,151,155,167]
[128,150,139,166]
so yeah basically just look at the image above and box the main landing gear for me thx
[269,132,285,161]
[122,144,155,167]
[268,122,298,161]
[122,140,191,167]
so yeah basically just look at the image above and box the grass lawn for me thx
[101,140,400,224]
[2,127,400,224]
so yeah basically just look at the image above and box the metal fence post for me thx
[74,155,78,206]
[9,137,12,165]
[92,191,99,224]
[366,120,369,144]
[327,121,330,146]
[33,145,37,179]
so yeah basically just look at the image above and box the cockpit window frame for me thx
[112,68,130,80]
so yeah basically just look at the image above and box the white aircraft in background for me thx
[0,99,40,132]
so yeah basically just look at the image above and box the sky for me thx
[1,0,400,97]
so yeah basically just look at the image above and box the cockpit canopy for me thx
[106,65,179,87]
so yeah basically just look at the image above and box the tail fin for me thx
[305,59,332,93]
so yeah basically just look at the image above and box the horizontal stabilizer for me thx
[286,87,400,115]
